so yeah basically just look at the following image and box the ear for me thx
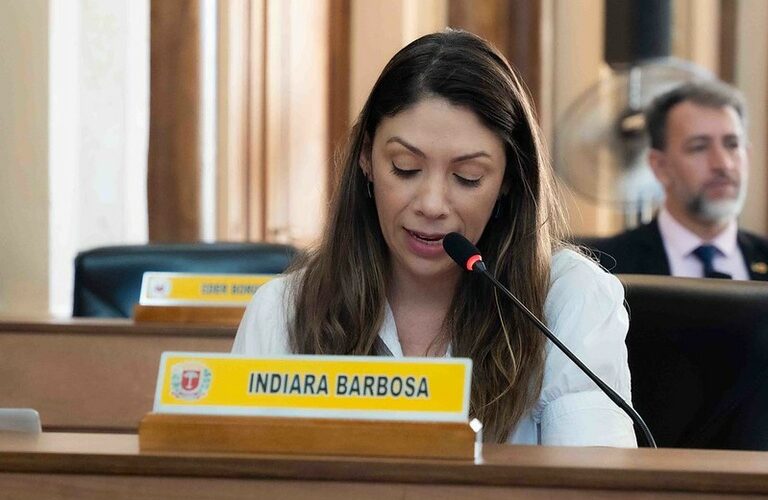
[358,135,373,180]
[648,148,670,187]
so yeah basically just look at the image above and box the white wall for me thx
[48,0,149,316]
[0,0,50,315]
[0,0,149,317]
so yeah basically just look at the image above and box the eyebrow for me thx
[685,133,742,144]
[385,136,492,163]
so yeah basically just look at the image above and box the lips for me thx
[406,229,446,244]
[404,228,449,259]
[704,179,739,195]
[707,178,737,187]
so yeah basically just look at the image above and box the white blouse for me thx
[232,248,637,447]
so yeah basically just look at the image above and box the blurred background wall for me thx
[0,0,766,316]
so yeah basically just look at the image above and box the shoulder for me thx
[547,248,625,316]
[579,221,664,273]
[231,274,296,355]
[739,229,768,253]
[593,223,660,254]
[551,246,611,277]
[246,273,294,313]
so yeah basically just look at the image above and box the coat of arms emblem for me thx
[170,361,212,400]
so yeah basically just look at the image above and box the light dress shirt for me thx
[658,208,749,280]
[233,248,637,447]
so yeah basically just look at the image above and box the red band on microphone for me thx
[466,255,483,272]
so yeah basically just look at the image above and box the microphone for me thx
[442,232,657,448]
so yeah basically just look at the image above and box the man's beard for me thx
[687,182,747,223]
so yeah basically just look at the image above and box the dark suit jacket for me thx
[584,221,768,450]
[584,218,768,281]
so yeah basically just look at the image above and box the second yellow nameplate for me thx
[154,353,472,422]
[139,272,275,306]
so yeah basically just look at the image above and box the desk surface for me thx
[1,432,768,499]
[0,317,235,433]
[0,315,236,337]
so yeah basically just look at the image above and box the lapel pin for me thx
[751,262,768,274]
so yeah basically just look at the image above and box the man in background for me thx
[590,80,768,280]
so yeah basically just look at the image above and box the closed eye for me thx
[454,173,482,187]
[391,162,419,178]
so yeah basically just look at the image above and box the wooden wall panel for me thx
[216,0,263,241]
[264,0,330,246]
[0,320,233,432]
[448,0,541,111]
[328,0,351,190]
[734,0,768,233]
[507,0,541,109]
[672,0,720,74]
[148,0,202,242]
[719,0,737,82]
[247,0,267,240]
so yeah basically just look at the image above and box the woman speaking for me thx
[233,30,636,447]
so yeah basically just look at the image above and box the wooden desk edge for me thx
[1,433,767,495]
[133,304,245,327]
[0,317,236,337]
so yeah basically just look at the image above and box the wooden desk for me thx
[0,318,234,432]
[0,432,767,499]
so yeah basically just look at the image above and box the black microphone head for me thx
[443,232,484,272]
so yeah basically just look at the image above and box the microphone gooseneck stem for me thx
[476,264,657,448]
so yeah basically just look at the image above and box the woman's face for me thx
[363,97,507,285]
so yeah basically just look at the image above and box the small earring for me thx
[366,180,373,199]
[494,198,502,219]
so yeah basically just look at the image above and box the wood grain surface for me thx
[0,318,234,432]
[1,432,768,498]
[139,414,476,460]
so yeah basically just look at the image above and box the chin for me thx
[402,258,456,281]
[694,198,744,222]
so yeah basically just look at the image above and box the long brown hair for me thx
[288,30,567,442]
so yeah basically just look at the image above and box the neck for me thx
[665,203,732,241]
[388,266,459,308]
[387,267,460,356]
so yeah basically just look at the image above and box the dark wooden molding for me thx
[448,0,541,112]
[327,0,351,193]
[449,0,506,50]
[507,0,541,109]
[718,0,737,83]
[148,0,202,242]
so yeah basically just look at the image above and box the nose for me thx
[414,174,449,219]
[710,143,736,172]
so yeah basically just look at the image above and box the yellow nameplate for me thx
[139,272,275,306]
[153,352,472,422]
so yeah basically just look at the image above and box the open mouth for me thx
[406,229,445,245]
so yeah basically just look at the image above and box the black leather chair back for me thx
[73,242,297,318]
[619,274,768,450]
